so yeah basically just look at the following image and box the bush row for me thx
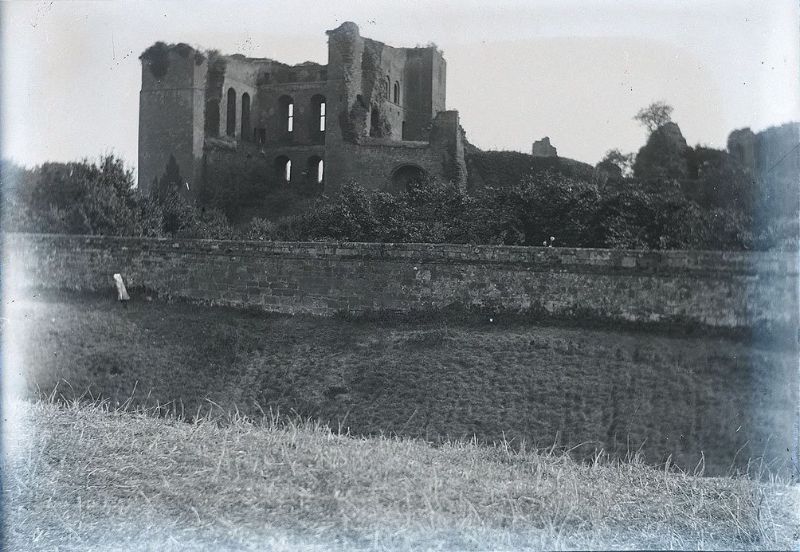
[1,155,796,251]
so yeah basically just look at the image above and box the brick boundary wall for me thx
[4,233,798,331]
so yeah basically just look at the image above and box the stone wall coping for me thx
[6,233,797,276]
[204,140,326,154]
[358,138,430,149]
[256,80,334,90]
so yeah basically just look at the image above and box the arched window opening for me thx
[241,93,251,141]
[226,88,236,137]
[370,109,381,138]
[310,95,326,139]
[275,156,291,184]
[278,96,294,136]
[306,156,324,188]
[205,99,220,136]
[401,121,407,141]
[391,164,426,193]
[393,81,400,104]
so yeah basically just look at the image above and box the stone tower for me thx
[138,43,208,196]
[138,22,467,213]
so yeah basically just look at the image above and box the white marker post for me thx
[113,273,130,306]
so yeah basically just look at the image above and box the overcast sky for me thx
[2,0,798,170]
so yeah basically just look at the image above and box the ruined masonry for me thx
[531,137,557,158]
[138,22,467,200]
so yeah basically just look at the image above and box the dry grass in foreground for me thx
[3,399,798,551]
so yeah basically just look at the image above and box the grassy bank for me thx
[3,399,798,551]
[8,290,798,476]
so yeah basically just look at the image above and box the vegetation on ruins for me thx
[633,101,675,134]
[2,116,797,251]
[598,149,635,178]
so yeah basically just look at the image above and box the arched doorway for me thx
[391,164,426,192]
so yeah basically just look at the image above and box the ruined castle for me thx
[138,22,467,202]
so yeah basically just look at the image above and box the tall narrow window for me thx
[226,88,236,136]
[306,156,324,188]
[310,95,326,143]
[275,156,291,183]
[278,96,294,140]
[393,81,400,104]
[241,93,251,141]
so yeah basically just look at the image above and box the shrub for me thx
[1,156,162,237]
[3,153,793,252]
[239,217,280,241]
[483,172,602,247]
[1,155,237,240]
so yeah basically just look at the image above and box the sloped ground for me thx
[3,400,798,551]
[8,291,797,477]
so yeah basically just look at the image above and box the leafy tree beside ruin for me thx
[598,149,635,179]
[634,101,674,134]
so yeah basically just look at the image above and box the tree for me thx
[153,154,183,203]
[599,149,635,178]
[634,101,674,134]
[487,172,602,247]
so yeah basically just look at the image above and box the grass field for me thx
[3,399,798,551]
[6,290,798,476]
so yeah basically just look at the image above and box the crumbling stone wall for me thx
[7,233,797,333]
[7,233,797,477]
[633,122,690,180]
[138,22,463,206]
[324,110,467,194]
[532,137,558,158]
[727,123,800,178]
[197,140,273,221]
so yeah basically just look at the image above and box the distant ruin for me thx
[532,137,558,158]
[138,22,467,202]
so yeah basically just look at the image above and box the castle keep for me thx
[138,22,467,207]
